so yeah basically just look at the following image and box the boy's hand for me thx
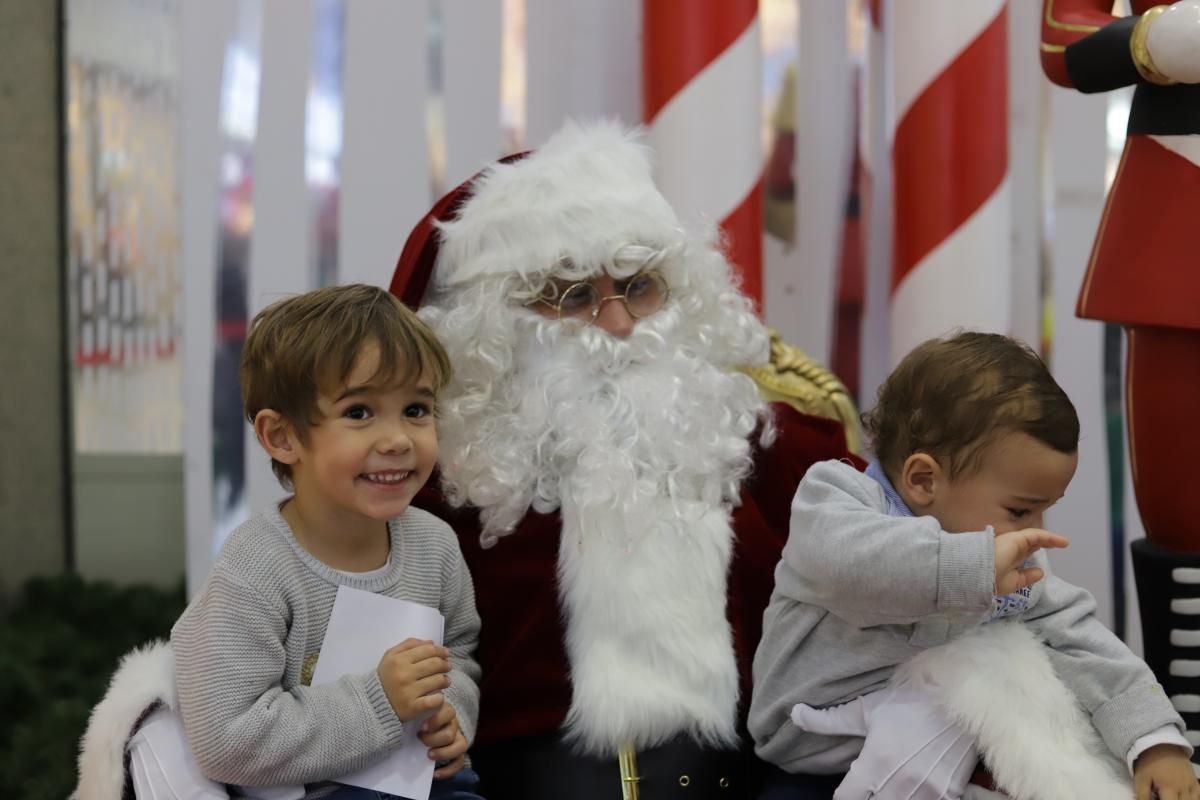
[1134,743,1200,799]
[377,638,451,722]
[993,528,1069,595]
[420,701,469,779]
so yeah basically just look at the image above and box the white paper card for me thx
[310,586,445,800]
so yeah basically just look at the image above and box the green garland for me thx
[0,574,184,799]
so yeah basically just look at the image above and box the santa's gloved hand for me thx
[1145,0,1200,83]
[791,691,879,738]
[792,683,979,800]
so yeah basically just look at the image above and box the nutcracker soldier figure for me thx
[1041,0,1200,762]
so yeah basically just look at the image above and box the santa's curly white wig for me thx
[417,121,773,546]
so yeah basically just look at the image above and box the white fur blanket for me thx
[895,622,1132,800]
[72,640,176,800]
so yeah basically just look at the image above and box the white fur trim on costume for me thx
[433,120,685,288]
[73,640,177,800]
[557,496,740,755]
[894,622,1131,800]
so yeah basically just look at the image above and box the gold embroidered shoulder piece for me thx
[744,330,863,455]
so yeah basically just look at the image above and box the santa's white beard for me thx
[432,302,771,753]
[437,303,768,547]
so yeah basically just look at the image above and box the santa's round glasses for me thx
[531,271,670,323]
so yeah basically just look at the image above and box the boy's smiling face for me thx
[901,431,1078,535]
[290,341,439,525]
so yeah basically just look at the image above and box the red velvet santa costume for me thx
[1042,0,1200,757]
[392,121,860,799]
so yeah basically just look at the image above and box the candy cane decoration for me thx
[889,1,1010,365]
[643,1,763,305]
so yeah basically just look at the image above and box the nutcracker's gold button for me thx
[678,774,690,787]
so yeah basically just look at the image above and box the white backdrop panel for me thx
[181,0,238,596]
[524,0,641,147]
[770,0,853,366]
[1007,0,1046,350]
[1044,84,1114,629]
[443,0,504,188]
[339,0,429,288]
[244,0,317,519]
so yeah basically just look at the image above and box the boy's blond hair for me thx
[863,331,1079,479]
[239,284,451,486]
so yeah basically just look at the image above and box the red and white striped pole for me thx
[642,1,764,305]
[889,1,1010,365]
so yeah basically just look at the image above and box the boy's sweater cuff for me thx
[359,670,407,746]
[1094,681,1185,761]
[936,529,995,613]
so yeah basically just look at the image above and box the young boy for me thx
[749,332,1196,799]
[171,284,484,799]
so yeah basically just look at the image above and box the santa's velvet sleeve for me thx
[412,479,574,746]
[729,403,866,724]
[743,403,866,537]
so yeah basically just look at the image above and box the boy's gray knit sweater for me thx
[748,459,1182,775]
[172,504,481,798]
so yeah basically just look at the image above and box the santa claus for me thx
[394,121,861,799]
